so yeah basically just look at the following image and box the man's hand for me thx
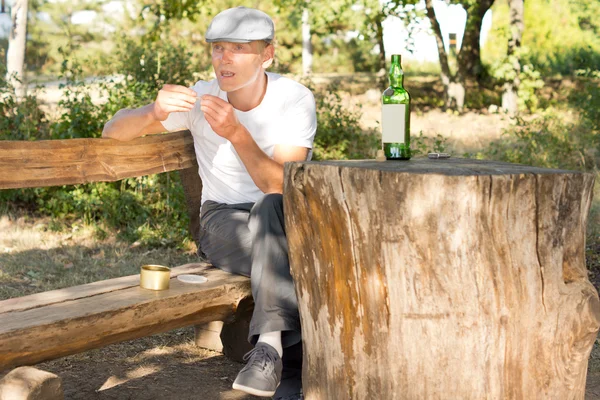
[152,84,198,121]
[200,95,242,141]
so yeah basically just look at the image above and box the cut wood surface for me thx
[0,131,196,189]
[284,158,600,400]
[0,263,251,371]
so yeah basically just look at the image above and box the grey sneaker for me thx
[232,342,283,397]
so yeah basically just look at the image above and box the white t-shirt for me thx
[161,72,317,205]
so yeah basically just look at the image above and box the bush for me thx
[490,49,545,112]
[0,51,51,141]
[478,73,600,172]
[308,81,380,160]
[484,0,600,76]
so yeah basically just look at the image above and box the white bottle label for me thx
[382,104,406,144]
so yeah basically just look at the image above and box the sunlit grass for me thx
[0,215,199,300]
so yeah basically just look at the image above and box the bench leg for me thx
[194,297,254,363]
[0,367,63,400]
[194,321,224,352]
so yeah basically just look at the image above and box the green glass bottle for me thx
[382,54,411,160]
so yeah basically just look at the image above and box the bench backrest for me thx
[0,131,203,244]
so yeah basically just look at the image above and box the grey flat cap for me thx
[205,7,274,43]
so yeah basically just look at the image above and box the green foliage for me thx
[112,37,198,89]
[1,39,200,247]
[484,0,600,75]
[312,37,380,74]
[491,49,545,112]
[478,75,600,172]
[0,51,51,141]
[571,73,600,132]
[411,132,448,156]
[51,52,105,139]
[30,173,190,247]
[481,111,597,170]
[308,81,380,160]
[26,0,114,76]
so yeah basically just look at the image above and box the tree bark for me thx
[6,0,28,98]
[502,0,524,115]
[374,12,386,73]
[425,0,465,111]
[0,131,196,189]
[284,158,600,400]
[457,0,495,83]
[302,8,313,76]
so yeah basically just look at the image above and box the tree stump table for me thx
[283,158,600,400]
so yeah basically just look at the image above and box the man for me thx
[102,7,316,400]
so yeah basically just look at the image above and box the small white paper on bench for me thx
[177,274,208,284]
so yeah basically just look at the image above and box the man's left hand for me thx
[200,95,241,141]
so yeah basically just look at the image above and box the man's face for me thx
[211,41,273,93]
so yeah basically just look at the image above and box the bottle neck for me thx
[389,62,404,88]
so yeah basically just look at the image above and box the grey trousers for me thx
[198,193,302,349]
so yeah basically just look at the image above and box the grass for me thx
[0,215,199,300]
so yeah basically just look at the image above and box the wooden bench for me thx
[0,131,253,372]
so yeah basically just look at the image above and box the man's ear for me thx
[262,44,275,69]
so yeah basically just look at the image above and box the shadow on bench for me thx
[0,263,253,371]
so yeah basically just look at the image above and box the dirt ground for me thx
[0,328,266,400]
[3,327,598,400]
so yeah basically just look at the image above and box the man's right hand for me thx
[152,84,198,121]
[102,84,197,141]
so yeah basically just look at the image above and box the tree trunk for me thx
[374,13,386,73]
[457,0,495,84]
[6,0,28,98]
[302,8,313,76]
[284,159,600,400]
[425,0,465,111]
[502,0,524,115]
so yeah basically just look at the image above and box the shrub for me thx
[0,51,51,141]
[309,81,380,160]
[478,74,599,172]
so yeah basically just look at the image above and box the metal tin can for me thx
[140,265,171,290]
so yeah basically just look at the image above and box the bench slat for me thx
[0,131,197,189]
[0,267,251,371]
[0,263,212,314]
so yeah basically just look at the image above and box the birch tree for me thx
[501,0,524,115]
[6,0,29,98]
[302,7,313,75]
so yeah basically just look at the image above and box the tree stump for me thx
[283,158,600,400]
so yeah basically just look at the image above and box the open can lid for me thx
[177,274,208,284]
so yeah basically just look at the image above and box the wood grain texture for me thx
[283,158,600,400]
[0,131,196,189]
[0,263,211,314]
[0,264,251,371]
